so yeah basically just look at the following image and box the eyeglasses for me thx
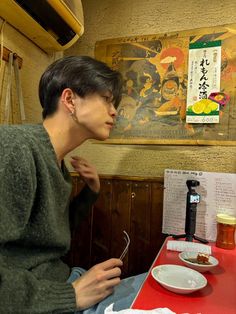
[119,230,130,260]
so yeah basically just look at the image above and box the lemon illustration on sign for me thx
[204,106,211,114]
[190,99,219,115]
[192,101,205,114]
[208,102,218,111]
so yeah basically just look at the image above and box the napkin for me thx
[105,303,176,314]
[167,240,211,254]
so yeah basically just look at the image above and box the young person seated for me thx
[0,56,146,313]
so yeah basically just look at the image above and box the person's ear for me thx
[61,88,75,114]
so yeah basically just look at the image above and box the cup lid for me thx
[217,213,236,225]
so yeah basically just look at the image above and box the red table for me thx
[131,237,236,314]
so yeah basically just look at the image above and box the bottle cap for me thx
[217,213,236,225]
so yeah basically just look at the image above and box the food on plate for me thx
[185,253,212,265]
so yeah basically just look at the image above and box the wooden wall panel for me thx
[129,182,152,276]
[111,180,132,277]
[66,175,166,278]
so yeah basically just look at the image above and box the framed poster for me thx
[95,24,236,145]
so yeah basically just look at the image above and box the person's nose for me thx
[110,104,117,117]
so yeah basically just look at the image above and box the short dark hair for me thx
[39,56,123,119]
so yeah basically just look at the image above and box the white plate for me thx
[179,251,219,273]
[151,264,207,294]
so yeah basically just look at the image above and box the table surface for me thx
[131,237,236,314]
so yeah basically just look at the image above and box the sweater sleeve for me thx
[0,143,36,241]
[0,143,76,313]
[69,184,99,229]
[0,267,76,313]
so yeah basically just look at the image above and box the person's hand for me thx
[70,156,100,193]
[72,258,123,310]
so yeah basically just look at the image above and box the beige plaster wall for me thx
[65,0,236,177]
[0,19,61,124]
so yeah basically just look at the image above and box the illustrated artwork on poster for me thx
[111,41,189,139]
[95,24,236,144]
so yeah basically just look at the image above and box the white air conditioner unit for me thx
[0,0,84,52]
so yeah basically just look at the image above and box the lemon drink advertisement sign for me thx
[186,41,221,123]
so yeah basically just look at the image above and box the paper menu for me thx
[162,169,236,241]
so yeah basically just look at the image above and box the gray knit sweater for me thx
[0,124,97,314]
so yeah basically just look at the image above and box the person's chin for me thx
[94,132,110,141]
